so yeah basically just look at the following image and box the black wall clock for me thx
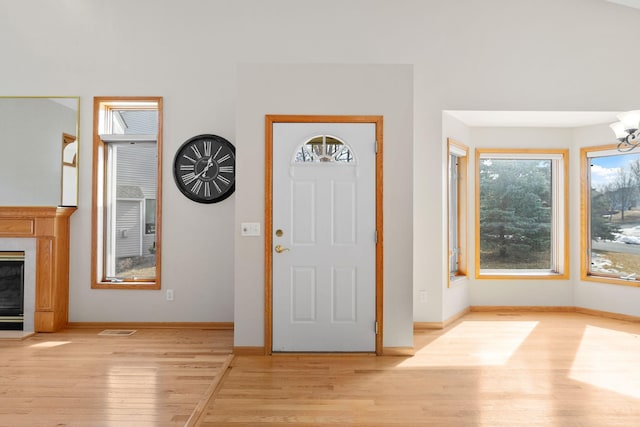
[173,134,236,203]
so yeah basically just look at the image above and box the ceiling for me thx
[605,0,640,10]
[445,1,640,129]
[444,111,620,128]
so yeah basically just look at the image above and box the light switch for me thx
[241,222,261,236]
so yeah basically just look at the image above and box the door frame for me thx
[264,115,384,355]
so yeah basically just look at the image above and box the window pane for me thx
[449,153,459,275]
[294,135,355,163]
[448,139,469,283]
[589,152,640,279]
[107,143,157,280]
[145,199,156,235]
[111,109,158,135]
[479,158,552,270]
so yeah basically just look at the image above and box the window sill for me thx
[93,281,159,290]
[581,274,640,288]
[477,270,568,280]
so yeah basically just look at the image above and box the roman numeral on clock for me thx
[191,145,202,158]
[183,154,197,163]
[181,172,197,185]
[219,165,234,174]
[191,179,203,195]
[216,175,231,185]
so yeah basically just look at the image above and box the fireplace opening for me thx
[0,251,25,331]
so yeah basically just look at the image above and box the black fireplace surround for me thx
[0,252,24,330]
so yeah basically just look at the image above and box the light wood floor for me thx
[0,327,233,426]
[2,313,640,426]
[200,312,640,426]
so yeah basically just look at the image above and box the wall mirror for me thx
[0,96,79,207]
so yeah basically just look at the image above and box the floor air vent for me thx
[98,329,137,336]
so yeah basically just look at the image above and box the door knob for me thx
[275,245,290,253]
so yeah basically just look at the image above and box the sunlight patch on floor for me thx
[399,320,539,368]
[99,329,137,336]
[570,324,640,399]
[29,341,71,348]
[106,365,159,425]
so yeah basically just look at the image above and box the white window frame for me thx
[475,149,569,279]
[448,138,468,286]
[102,137,156,279]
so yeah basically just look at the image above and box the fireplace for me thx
[0,251,25,330]
[0,206,75,332]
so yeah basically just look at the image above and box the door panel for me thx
[332,267,357,322]
[292,181,316,244]
[292,267,316,321]
[272,122,376,352]
[332,181,356,245]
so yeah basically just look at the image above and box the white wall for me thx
[1,0,640,336]
[234,64,414,348]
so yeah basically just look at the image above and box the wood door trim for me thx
[264,115,384,355]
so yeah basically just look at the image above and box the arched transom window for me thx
[294,135,356,164]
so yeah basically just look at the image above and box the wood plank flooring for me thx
[199,312,640,426]
[0,328,233,426]
[2,313,640,426]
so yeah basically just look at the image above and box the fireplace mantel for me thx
[0,206,76,332]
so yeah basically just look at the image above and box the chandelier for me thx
[611,110,640,152]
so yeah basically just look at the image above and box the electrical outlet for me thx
[166,289,174,301]
[419,290,428,303]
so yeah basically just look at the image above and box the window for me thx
[476,149,568,279]
[448,138,468,285]
[294,135,355,163]
[581,145,640,286]
[145,199,156,235]
[92,97,162,289]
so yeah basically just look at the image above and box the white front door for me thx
[271,121,377,352]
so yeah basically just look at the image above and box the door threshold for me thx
[271,352,377,356]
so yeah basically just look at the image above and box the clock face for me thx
[173,134,236,203]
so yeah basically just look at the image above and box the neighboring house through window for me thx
[92,97,162,289]
[145,199,156,235]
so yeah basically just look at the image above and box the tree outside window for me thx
[583,147,640,284]
[476,149,567,279]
